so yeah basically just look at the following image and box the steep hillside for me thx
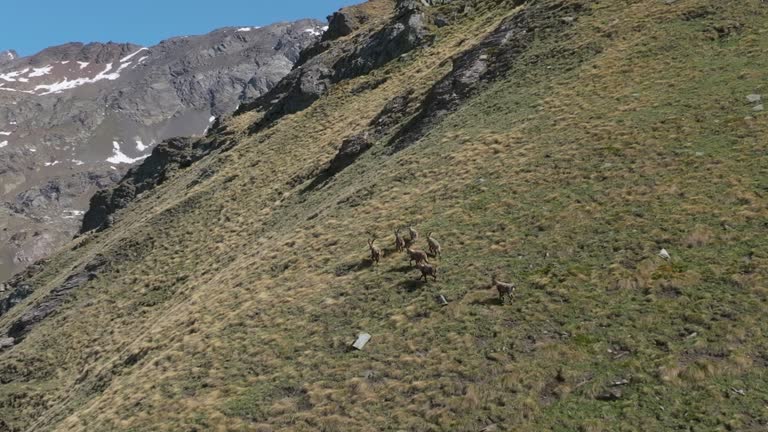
[1,0,767,431]
[0,20,324,281]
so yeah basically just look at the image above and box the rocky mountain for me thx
[0,20,325,281]
[1,0,767,431]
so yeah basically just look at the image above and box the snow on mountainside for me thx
[0,20,327,282]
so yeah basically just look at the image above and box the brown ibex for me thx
[492,274,516,304]
[416,262,438,282]
[404,225,419,248]
[406,247,429,267]
[394,229,406,253]
[368,237,382,264]
[427,232,442,258]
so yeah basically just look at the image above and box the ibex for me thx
[368,237,382,264]
[416,262,438,282]
[408,226,419,243]
[427,232,441,258]
[404,226,418,248]
[394,229,406,253]
[406,247,429,266]
[492,274,516,304]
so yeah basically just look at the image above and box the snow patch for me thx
[44,161,61,167]
[28,66,53,77]
[116,62,132,73]
[237,27,253,32]
[94,63,121,80]
[0,141,7,148]
[62,210,85,219]
[136,56,148,64]
[120,47,148,63]
[209,116,216,123]
[0,131,11,136]
[107,141,148,164]
[77,61,89,69]
[71,159,84,165]
[135,139,147,152]
[35,62,122,95]
[0,85,36,94]
[0,68,30,82]
[61,61,70,65]
[304,27,326,36]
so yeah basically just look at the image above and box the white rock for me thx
[352,333,371,350]
[0,337,14,349]
[659,249,671,260]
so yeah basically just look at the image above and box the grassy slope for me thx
[1,0,767,431]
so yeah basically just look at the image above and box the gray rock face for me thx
[331,8,432,81]
[323,9,369,41]
[243,4,433,135]
[7,255,106,340]
[80,135,234,232]
[0,337,13,349]
[0,259,49,322]
[0,50,18,66]
[370,91,416,134]
[26,42,140,64]
[0,19,325,282]
[388,0,585,151]
[328,133,374,174]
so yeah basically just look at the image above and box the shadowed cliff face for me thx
[0,19,325,282]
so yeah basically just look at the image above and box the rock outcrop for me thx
[388,0,586,151]
[0,50,18,66]
[7,255,106,341]
[81,135,235,232]
[243,1,433,134]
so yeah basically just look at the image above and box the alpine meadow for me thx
[1,0,767,431]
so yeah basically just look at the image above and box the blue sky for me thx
[1,0,360,56]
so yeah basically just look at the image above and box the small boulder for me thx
[352,332,371,350]
[434,16,451,27]
[746,94,762,103]
[327,134,373,174]
[0,337,15,349]
[596,387,623,401]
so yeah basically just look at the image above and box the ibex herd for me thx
[367,226,517,304]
